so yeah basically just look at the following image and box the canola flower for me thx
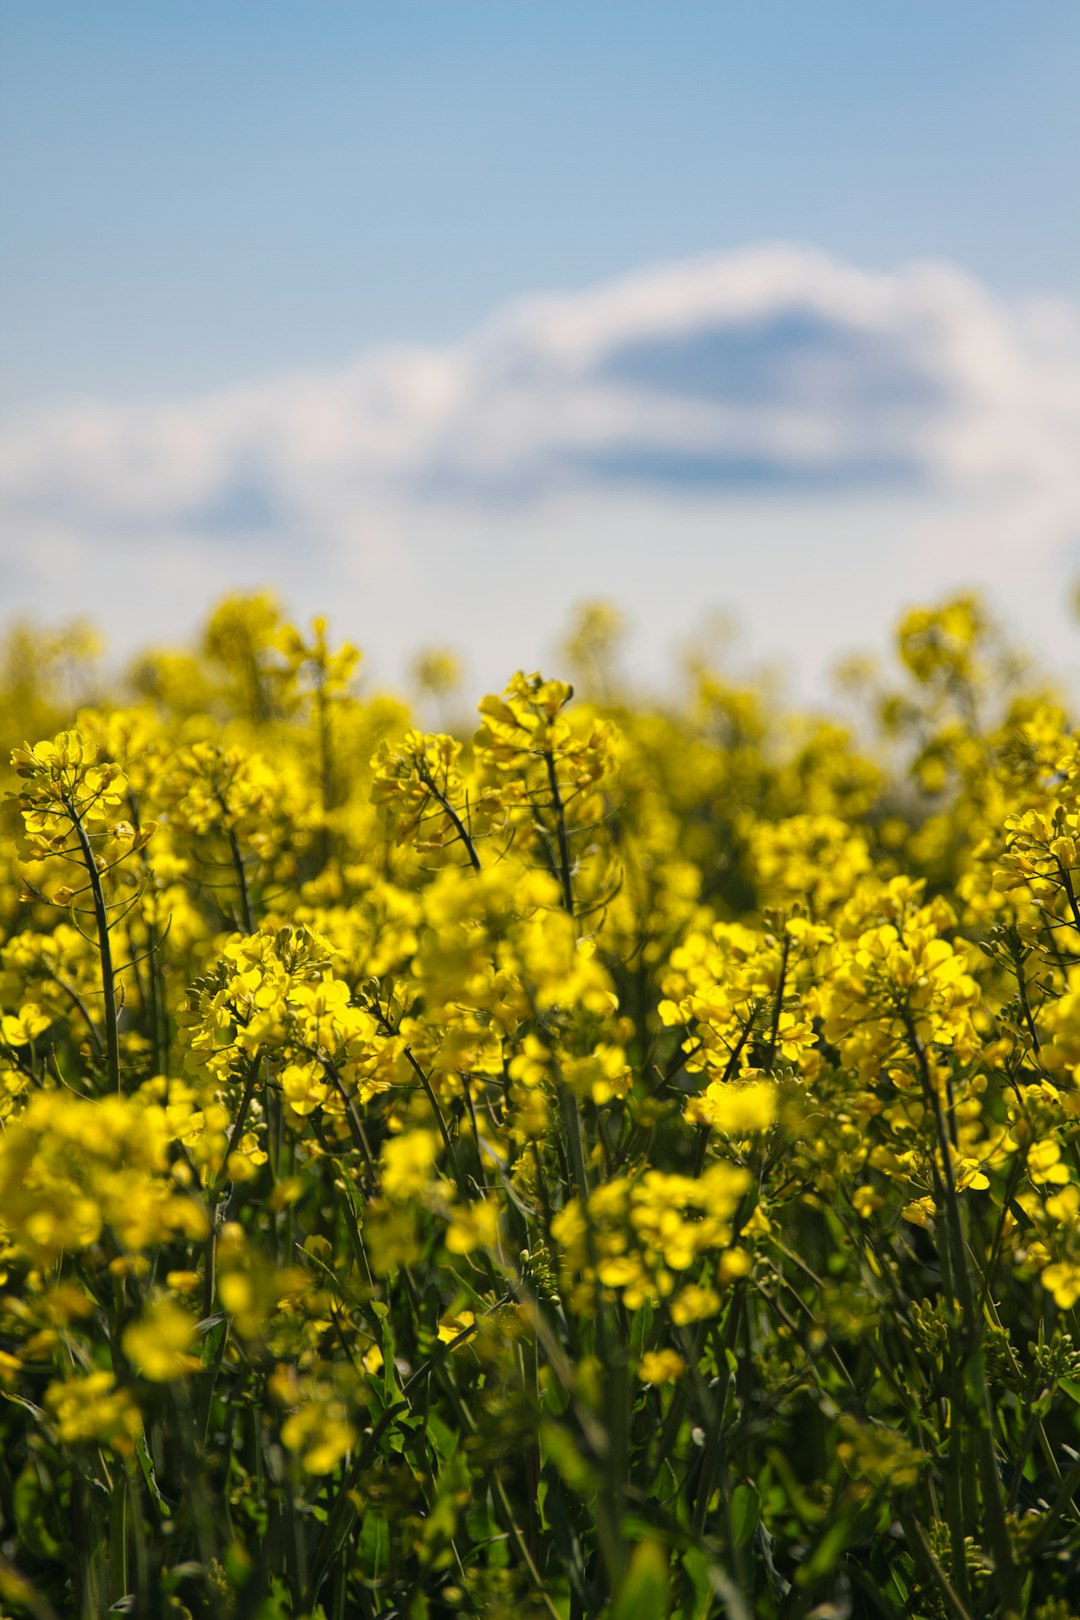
[0,591,1078,1618]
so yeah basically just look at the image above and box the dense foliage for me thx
[1,592,1079,1620]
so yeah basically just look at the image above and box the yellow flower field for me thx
[0,592,1079,1619]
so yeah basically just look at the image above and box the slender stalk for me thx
[764,929,791,1071]
[316,674,333,871]
[64,794,121,1092]
[899,1514,975,1620]
[145,918,170,1075]
[422,771,481,871]
[55,975,105,1064]
[903,1013,1022,1617]
[1057,859,1080,941]
[543,749,575,916]
[225,822,254,934]
[1013,950,1041,1056]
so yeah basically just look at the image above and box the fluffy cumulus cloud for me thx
[3,244,1080,684]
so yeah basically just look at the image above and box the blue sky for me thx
[3,4,1078,411]
[1,6,1079,693]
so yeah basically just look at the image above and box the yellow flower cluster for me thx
[0,588,1077,1620]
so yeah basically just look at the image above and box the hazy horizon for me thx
[3,5,1078,695]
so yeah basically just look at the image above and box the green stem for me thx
[316,675,333,871]
[423,771,481,871]
[543,749,575,916]
[903,1014,1022,1617]
[225,821,255,933]
[765,929,791,1071]
[898,1514,974,1620]
[65,795,121,1092]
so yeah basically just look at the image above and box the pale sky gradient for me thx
[1,6,1079,695]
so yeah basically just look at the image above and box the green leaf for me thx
[424,1411,458,1460]
[539,1420,600,1497]
[357,1511,391,1580]
[795,1489,870,1587]
[135,1425,172,1516]
[13,1464,64,1560]
[629,1304,655,1361]
[611,1540,671,1620]
[729,1482,760,1550]
[545,1481,590,1608]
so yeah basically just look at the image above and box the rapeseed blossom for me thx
[0,589,1078,1618]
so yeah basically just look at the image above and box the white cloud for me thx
[2,243,1079,689]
